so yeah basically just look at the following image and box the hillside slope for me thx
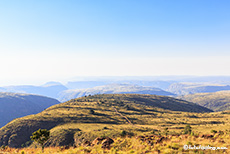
[58,84,175,102]
[0,92,60,128]
[179,91,230,111]
[0,94,212,148]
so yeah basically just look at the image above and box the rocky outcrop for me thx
[101,138,114,149]
[91,137,114,149]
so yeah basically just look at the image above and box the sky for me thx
[0,0,230,85]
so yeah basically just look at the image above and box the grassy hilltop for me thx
[1,94,229,153]
[58,84,175,102]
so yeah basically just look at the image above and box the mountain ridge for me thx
[58,84,175,102]
[0,92,60,128]
[0,94,212,148]
[168,82,230,95]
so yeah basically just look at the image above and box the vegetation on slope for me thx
[179,90,230,111]
[2,130,229,154]
[1,118,230,153]
[0,94,212,148]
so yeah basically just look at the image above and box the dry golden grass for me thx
[1,94,230,153]
[1,132,229,154]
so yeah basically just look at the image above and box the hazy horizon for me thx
[0,75,230,87]
[1,0,230,86]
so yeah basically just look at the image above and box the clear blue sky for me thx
[0,0,230,85]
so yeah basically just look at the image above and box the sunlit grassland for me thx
[1,118,230,153]
[1,94,229,153]
[2,132,230,154]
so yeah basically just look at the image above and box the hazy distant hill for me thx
[66,81,109,89]
[179,91,230,111]
[173,76,230,85]
[119,80,173,90]
[0,82,68,99]
[168,82,230,95]
[0,81,173,101]
[66,80,173,90]
[58,84,175,102]
[0,94,212,147]
[0,92,60,128]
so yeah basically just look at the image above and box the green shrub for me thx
[0,145,7,150]
[121,130,127,137]
[164,127,169,135]
[30,129,50,152]
[211,130,217,134]
[184,125,192,134]
[89,109,95,114]
[186,141,192,145]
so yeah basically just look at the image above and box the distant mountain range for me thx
[179,90,230,111]
[0,82,67,99]
[66,80,173,90]
[168,82,230,95]
[1,76,230,104]
[0,81,174,101]
[58,84,175,102]
[0,92,60,128]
